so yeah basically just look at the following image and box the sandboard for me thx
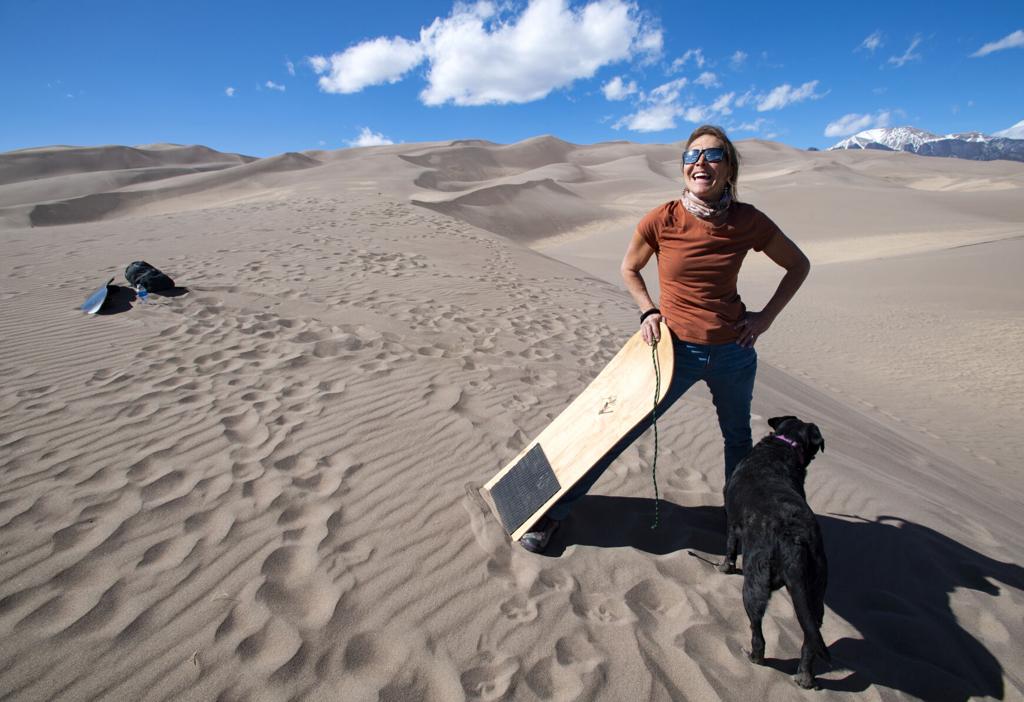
[81,277,115,314]
[482,321,674,541]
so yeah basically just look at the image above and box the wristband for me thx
[640,308,661,323]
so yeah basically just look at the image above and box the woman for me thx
[520,125,810,553]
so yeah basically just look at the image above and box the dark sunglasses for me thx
[682,147,726,164]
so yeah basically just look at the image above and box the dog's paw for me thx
[793,672,815,689]
[745,649,765,665]
[717,560,736,574]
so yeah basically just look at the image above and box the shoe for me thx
[518,516,560,553]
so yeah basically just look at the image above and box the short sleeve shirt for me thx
[637,199,781,344]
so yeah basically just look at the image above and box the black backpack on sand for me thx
[125,261,175,292]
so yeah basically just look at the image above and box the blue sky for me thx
[3,0,1022,156]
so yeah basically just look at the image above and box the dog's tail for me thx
[787,574,830,663]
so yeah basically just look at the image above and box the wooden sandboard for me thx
[482,321,674,541]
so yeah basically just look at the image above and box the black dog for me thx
[719,415,828,689]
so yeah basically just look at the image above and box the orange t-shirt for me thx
[637,199,781,344]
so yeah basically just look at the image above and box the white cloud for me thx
[710,91,734,115]
[265,80,286,91]
[887,36,923,67]
[225,87,236,97]
[857,31,883,53]
[681,105,707,122]
[311,1,658,105]
[824,110,892,137]
[670,47,705,72]
[733,89,755,107]
[971,29,1024,57]
[614,103,684,132]
[694,71,719,88]
[614,78,732,132]
[311,35,424,93]
[729,50,747,69]
[347,127,395,147]
[646,76,687,103]
[634,24,663,58]
[308,55,329,73]
[419,0,659,105]
[756,80,823,111]
[286,60,296,76]
[602,75,637,100]
[735,118,766,133]
[614,76,685,131]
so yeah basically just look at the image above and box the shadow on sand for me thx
[94,285,136,315]
[95,285,189,315]
[549,495,1023,701]
[151,286,189,298]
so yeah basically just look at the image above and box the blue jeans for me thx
[547,334,757,521]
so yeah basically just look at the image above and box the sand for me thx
[0,139,1022,701]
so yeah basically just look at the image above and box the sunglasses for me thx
[682,147,726,164]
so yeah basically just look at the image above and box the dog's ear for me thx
[768,416,796,431]
[807,423,825,455]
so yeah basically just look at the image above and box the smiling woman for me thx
[518,123,812,553]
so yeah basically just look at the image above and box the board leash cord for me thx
[650,341,661,529]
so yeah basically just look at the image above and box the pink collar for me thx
[773,434,804,463]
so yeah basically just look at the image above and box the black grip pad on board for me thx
[490,444,561,535]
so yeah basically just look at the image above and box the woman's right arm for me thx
[620,228,661,345]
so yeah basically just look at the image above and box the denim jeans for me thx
[546,334,757,521]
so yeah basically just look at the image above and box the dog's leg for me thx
[794,639,815,688]
[742,566,769,664]
[719,524,739,573]
[788,577,830,689]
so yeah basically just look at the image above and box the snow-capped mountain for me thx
[831,127,940,151]
[994,120,1024,139]
[828,124,1024,163]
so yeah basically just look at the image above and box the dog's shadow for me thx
[552,496,1022,701]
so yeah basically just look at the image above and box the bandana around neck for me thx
[682,186,732,219]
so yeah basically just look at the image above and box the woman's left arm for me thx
[735,232,810,348]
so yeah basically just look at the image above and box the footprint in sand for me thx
[624,578,691,622]
[460,651,520,701]
[525,632,606,701]
[498,593,538,623]
[529,568,577,596]
[569,591,637,625]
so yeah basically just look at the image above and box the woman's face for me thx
[683,134,729,201]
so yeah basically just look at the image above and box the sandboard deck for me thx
[482,322,674,541]
[81,277,114,314]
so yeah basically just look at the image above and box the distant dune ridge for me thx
[1,137,1022,701]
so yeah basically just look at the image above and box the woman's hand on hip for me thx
[641,313,663,345]
[734,310,773,348]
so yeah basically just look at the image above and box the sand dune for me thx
[3,151,322,227]
[1,137,1022,701]
[0,144,254,186]
[400,135,578,181]
[414,178,616,242]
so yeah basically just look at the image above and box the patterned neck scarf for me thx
[682,186,732,219]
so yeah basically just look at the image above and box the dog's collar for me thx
[773,434,804,464]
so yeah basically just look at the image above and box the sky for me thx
[2,0,1023,156]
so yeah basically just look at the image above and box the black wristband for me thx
[640,308,661,323]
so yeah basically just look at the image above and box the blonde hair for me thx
[685,124,740,200]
